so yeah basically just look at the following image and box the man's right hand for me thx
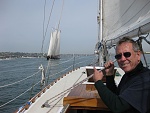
[104,61,115,76]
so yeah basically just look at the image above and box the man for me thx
[93,37,150,113]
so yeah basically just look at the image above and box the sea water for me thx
[0,54,96,113]
[0,54,149,113]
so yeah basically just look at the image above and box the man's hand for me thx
[93,67,104,82]
[104,61,115,76]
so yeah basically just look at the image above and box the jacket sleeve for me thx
[95,80,131,113]
[106,76,118,94]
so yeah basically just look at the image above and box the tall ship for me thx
[47,29,61,60]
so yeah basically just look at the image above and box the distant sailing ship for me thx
[47,29,61,60]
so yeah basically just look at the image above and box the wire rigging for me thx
[42,72,84,111]
[0,80,41,108]
[137,30,150,67]
[41,59,116,107]
[0,54,95,109]
[0,70,40,88]
[57,0,64,31]
[41,0,47,54]
[41,0,56,54]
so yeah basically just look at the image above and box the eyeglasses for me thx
[115,52,131,60]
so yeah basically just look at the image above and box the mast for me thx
[98,0,104,66]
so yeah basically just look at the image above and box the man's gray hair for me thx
[116,37,140,52]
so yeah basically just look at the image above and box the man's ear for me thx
[137,50,141,62]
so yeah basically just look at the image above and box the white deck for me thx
[23,67,87,113]
[20,66,124,113]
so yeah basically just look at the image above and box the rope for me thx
[44,55,95,86]
[0,80,41,108]
[31,55,95,110]
[56,0,64,30]
[44,55,94,81]
[45,55,95,82]
[41,0,47,54]
[0,55,95,108]
[45,73,83,113]
[41,0,56,54]
[137,35,149,67]
[46,60,75,84]
[41,56,93,111]
[42,72,85,109]
[47,56,74,67]
[143,35,150,45]
[41,0,65,84]
[74,58,94,67]
[47,65,73,80]
[41,0,64,54]
[41,73,93,108]
[42,59,116,107]
[0,70,40,88]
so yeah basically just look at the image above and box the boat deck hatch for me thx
[63,84,109,111]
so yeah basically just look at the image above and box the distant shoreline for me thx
[0,52,43,59]
[0,52,94,60]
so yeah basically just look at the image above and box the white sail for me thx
[100,0,150,48]
[47,32,54,56]
[54,30,60,56]
[47,29,60,59]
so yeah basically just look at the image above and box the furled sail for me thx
[47,29,60,60]
[100,0,150,48]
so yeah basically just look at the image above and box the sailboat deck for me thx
[63,84,109,111]
[17,67,123,113]
[63,67,124,111]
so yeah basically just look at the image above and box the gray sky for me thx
[0,0,98,54]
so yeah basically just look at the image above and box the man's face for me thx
[116,42,141,73]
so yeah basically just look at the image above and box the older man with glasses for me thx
[93,37,150,113]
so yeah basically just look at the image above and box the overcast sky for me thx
[0,0,98,54]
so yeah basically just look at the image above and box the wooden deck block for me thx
[63,84,109,111]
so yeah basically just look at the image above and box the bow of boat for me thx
[16,66,124,113]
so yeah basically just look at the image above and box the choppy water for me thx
[0,54,149,113]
